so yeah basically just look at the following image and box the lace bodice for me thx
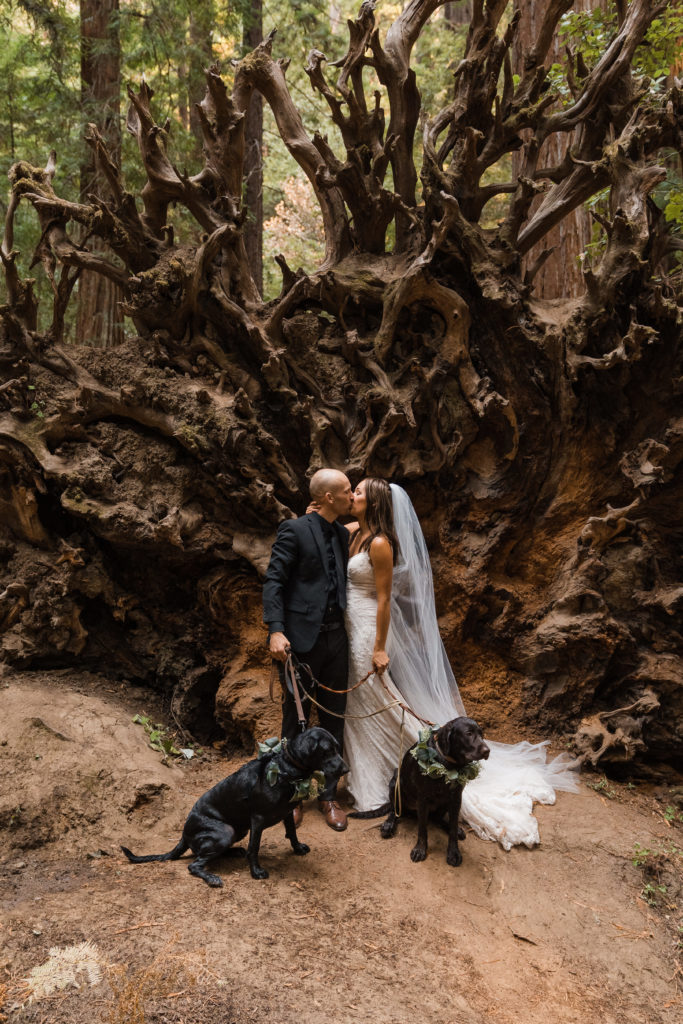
[347,550,376,594]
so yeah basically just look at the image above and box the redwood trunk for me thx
[243,0,264,295]
[76,0,124,348]
[512,0,606,299]
[189,6,214,145]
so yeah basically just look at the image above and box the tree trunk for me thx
[2,1,681,773]
[242,0,264,296]
[445,2,472,23]
[189,5,214,145]
[76,0,124,348]
[512,0,606,299]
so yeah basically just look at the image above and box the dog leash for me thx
[305,664,375,695]
[394,709,406,819]
[290,666,405,721]
[284,652,308,732]
[273,654,431,823]
[286,650,435,727]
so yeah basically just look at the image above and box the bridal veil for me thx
[389,484,578,850]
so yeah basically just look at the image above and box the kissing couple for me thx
[263,470,577,843]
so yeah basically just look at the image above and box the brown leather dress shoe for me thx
[318,799,347,831]
[292,802,303,828]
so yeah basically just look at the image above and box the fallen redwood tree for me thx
[0,1,681,775]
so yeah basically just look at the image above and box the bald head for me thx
[310,469,349,501]
[309,469,353,521]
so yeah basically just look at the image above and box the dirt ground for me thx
[1,670,682,1024]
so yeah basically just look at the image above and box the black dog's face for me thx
[438,717,489,766]
[289,727,350,780]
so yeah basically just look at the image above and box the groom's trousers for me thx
[277,621,348,800]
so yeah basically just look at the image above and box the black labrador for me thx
[380,717,489,866]
[121,726,349,886]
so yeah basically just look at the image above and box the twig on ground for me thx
[113,921,163,934]
[610,922,653,939]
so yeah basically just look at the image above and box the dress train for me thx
[343,551,578,848]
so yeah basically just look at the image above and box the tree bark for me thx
[445,2,472,24]
[512,0,607,299]
[76,0,124,348]
[242,0,264,295]
[189,4,214,145]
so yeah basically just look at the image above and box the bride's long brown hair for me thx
[358,478,399,565]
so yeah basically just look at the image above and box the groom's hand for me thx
[269,632,291,662]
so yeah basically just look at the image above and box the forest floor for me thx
[1,670,682,1024]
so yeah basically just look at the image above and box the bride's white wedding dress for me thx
[343,524,578,850]
[344,550,421,812]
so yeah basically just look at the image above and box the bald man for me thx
[263,470,353,831]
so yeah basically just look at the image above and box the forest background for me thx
[2,0,682,338]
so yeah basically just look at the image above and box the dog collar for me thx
[280,743,308,774]
[410,727,482,787]
[433,732,461,765]
[258,736,323,801]
[257,736,306,772]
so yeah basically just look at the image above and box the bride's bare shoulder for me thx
[368,534,393,561]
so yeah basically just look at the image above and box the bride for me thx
[341,477,578,850]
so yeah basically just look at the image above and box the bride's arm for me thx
[369,536,393,674]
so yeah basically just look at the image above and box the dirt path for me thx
[1,671,681,1024]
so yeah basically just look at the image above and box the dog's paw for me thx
[205,873,224,887]
[410,844,427,862]
[458,826,466,841]
[446,849,463,867]
[380,822,396,839]
[250,865,269,880]
[293,842,310,856]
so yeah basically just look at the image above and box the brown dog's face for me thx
[438,717,489,766]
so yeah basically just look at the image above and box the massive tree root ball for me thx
[0,1,681,774]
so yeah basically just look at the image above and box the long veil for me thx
[389,484,578,850]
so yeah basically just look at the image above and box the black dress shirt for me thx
[315,514,346,610]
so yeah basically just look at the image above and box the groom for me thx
[263,469,353,831]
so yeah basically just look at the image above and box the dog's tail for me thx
[120,837,189,864]
[348,802,391,819]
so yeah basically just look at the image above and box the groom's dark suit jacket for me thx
[263,513,350,654]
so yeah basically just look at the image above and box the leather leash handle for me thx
[285,651,307,732]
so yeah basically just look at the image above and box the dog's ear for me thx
[290,728,319,765]
[441,719,465,758]
[448,729,464,761]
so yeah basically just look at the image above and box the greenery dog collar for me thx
[410,728,482,787]
[258,736,326,801]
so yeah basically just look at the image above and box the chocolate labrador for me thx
[380,717,489,866]
[121,726,348,886]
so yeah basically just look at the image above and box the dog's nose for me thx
[339,758,350,775]
[478,743,490,760]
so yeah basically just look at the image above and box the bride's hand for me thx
[306,500,321,514]
[372,649,389,674]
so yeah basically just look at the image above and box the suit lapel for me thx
[307,514,330,579]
